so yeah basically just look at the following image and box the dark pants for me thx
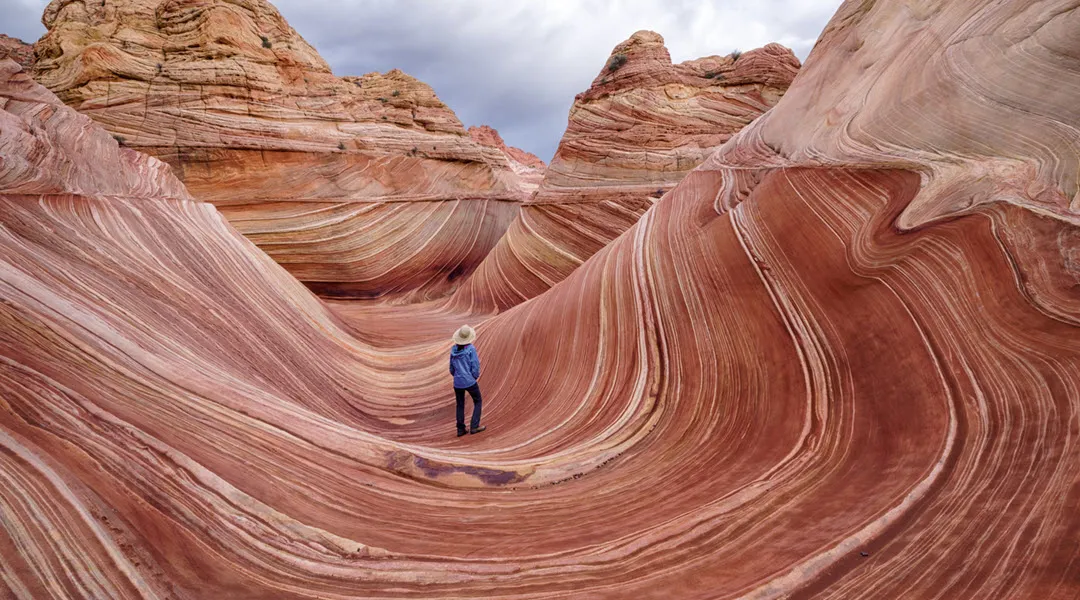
[455,384,482,432]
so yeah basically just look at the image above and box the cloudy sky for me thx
[3,0,843,161]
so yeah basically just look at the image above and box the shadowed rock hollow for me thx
[2,0,1080,598]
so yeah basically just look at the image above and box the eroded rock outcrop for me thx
[469,125,546,193]
[0,35,33,69]
[31,0,527,300]
[2,0,1080,597]
[450,31,800,312]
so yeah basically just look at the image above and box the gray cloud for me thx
[1,0,843,161]
[3,0,49,42]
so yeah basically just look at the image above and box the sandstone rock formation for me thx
[30,0,528,301]
[450,31,800,312]
[469,125,546,193]
[0,35,33,69]
[0,62,189,200]
[3,0,1080,597]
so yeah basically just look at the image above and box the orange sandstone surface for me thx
[1,0,1080,598]
[30,0,532,301]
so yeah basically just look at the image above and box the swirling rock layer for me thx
[451,32,800,312]
[30,0,528,300]
[3,0,1080,598]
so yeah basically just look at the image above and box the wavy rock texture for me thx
[0,35,33,69]
[450,31,800,312]
[0,62,190,200]
[4,0,1080,599]
[469,125,546,193]
[30,0,528,301]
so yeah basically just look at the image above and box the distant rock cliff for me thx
[468,125,546,193]
[0,35,33,69]
[451,31,800,311]
[31,0,531,301]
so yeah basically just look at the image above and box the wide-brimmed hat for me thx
[452,325,476,345]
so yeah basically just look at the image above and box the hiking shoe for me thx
[470,426,487,435]
[457,429,468,437]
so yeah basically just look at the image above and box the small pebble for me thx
[860,551,869,557]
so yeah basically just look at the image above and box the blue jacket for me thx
[449,344,480,389]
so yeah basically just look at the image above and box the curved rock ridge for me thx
[3,0,1080,598]
[0,60,189,199]
[714,0,1080,230]
[30,0,528,301]
[0,35,33,69]
[450,31,801,312]
[469,125,547,193]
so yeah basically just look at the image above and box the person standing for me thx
[449,325,485,437]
